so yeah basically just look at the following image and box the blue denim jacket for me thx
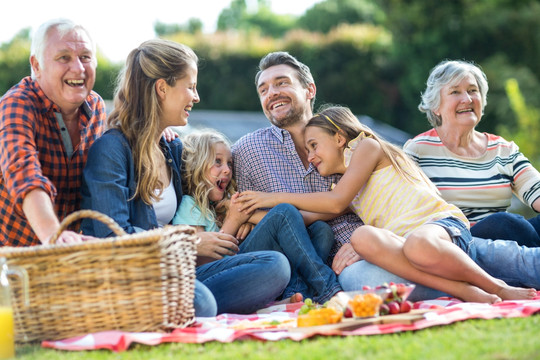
[81,128,183,237]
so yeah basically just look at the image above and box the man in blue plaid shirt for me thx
[232,52,445,300]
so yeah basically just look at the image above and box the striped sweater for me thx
[404,129,540,224]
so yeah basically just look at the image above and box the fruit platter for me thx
[293,283,428,332]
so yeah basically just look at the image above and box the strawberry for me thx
[388,301,400,315]
[400,300,413,313]
[379,303,390,316]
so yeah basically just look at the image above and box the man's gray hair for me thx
[30,18,96,79]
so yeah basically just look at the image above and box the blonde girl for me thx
[174,130,343,304]
[238,105,537,303]
[176,130,236,232]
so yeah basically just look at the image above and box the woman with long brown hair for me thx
[81,39,290,316]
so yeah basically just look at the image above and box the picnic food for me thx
[348,292,384,318]
[362,282,416,315]
[297,307,343,327]
[296,283,416,327]
[378,282,415,314]
[298,298,322,315]
[387,301,401,315]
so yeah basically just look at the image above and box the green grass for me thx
[14,315,540,360]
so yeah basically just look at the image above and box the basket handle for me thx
[49,210,127,244]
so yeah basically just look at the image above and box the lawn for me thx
[14,315,540,360]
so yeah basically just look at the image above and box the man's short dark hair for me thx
[255,51,316,110]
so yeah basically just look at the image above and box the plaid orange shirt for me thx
[0,77,106,246]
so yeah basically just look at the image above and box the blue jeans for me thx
[194,280,217,317]
[471,212,540,247]
[454,236,540,289]
[340,234,540,299]
[239,204,341,303]
[339,261,447,302]
[196,251,290,314]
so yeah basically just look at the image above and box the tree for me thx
[216,0,295,37]
[154,19,203,36]
[0,29,31,94]
[377,0,540,135]
[243,6,296,37]
[499,78,540,168]
[217,0,247,31]
[298,0,386,33]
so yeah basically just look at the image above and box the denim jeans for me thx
[454,236,540,289]
[239,203,341,303]
[338,261,447,302]
[194,280,218,317]
[196,251,290,314]
[340,234,540,299]
[471,212,540,247]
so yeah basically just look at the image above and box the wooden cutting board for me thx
[290,309,431,333]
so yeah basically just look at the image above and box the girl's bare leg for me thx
[351,225,500,303]
[403,224,536,301]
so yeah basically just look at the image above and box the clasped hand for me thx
[235,191,277,213]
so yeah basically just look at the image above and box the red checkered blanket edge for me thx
[41,294,540,352]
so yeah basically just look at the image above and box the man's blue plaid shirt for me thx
[232,125,363,258]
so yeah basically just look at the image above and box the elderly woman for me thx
[404,60,540,247]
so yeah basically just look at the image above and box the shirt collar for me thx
[29,77,92,119]
[270,124,288,143]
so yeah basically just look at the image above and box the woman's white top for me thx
[152,178,177,227]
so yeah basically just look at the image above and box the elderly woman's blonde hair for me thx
[418,60,489,127]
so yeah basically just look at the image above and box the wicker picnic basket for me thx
[0,210,199,343]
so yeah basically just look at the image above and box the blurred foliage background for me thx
[2,0,540,165]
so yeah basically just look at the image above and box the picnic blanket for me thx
[42,294,540,352]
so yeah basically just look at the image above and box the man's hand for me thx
[196,231,239,259]
[331,243,363,275]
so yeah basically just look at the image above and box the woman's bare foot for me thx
[497,286,537,301]
[274,293,303,305]
[457,283,501,304]
[486,278,537,301]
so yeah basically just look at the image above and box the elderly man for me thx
[0,18,106,246]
